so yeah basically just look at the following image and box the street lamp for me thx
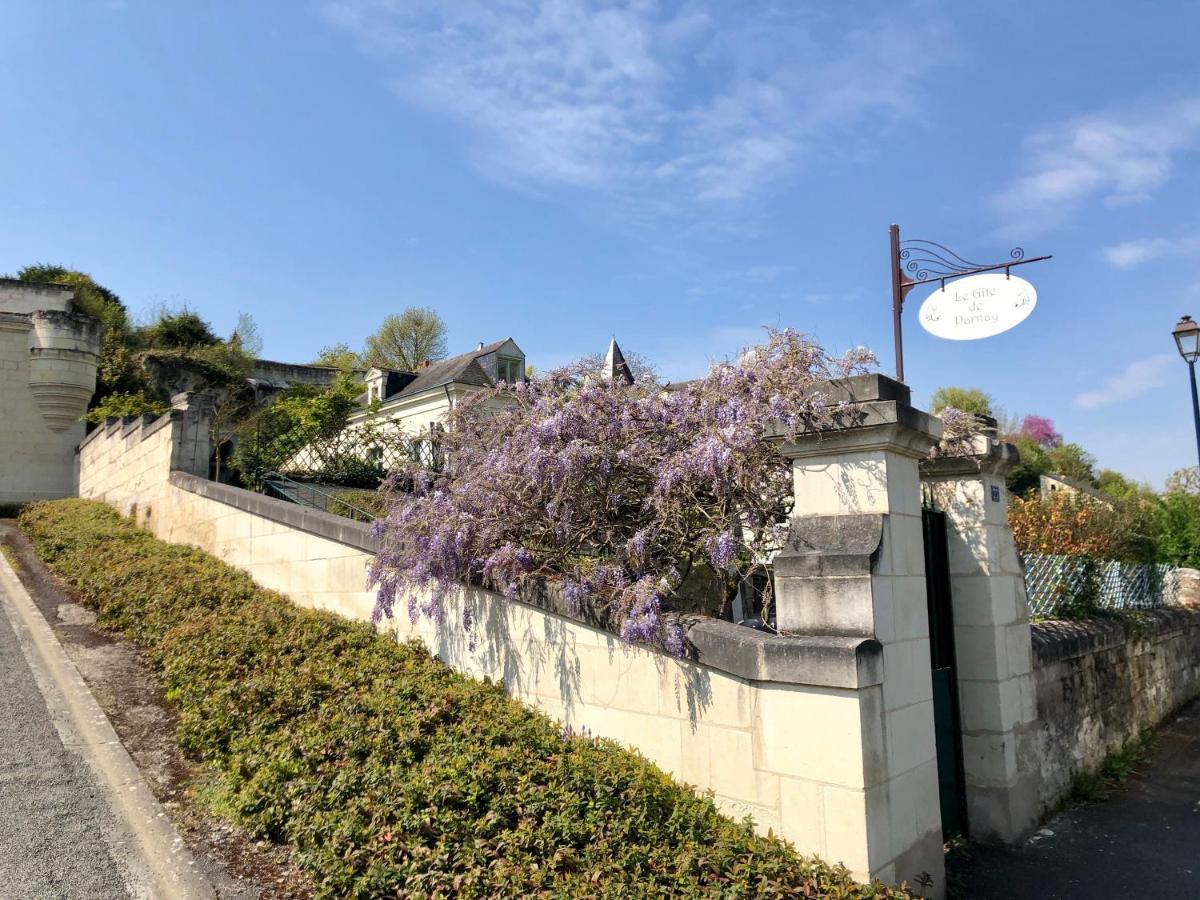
[1172,315,1200,468]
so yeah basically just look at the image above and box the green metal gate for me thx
[921,506,968,838]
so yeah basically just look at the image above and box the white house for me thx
[357,338,526,435]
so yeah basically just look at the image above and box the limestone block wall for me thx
[0,282,101,505]
[770,374,946,893]
[921,441,1040,844]
[77,410,898,886]
[1030,609,1200,814]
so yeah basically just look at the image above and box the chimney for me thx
[477,341,485,351]
[420,358,431,369]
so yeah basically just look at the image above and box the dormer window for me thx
[497,355,524,383]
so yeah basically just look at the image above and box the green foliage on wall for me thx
[82,391,170,424]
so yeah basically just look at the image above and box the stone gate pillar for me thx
[768,374,945,896]
[920,432,1039,843]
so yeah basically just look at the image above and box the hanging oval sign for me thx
[917,273,1037,340]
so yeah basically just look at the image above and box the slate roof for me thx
[383,338,513,401]
[604,338,635,385]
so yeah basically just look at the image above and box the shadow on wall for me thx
[419,586,716,733]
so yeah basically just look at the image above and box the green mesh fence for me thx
[1022,553,1179,618]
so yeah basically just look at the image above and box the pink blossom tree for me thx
[369,329,874,652]
[1018,414,1061,448]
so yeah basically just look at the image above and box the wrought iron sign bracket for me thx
[890,223,1051,383]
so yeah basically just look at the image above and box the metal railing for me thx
[1022,553,1180,618]
[263,472,376,523]
[234,407,444,490]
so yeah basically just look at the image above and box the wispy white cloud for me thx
[1102,234,1200,269]
[1074,352,1175,410]
[321,1,951,207]
[992,97,1200,235]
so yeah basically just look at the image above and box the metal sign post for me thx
[889,223,1052,383]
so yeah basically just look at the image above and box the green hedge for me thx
[19,500,909,899]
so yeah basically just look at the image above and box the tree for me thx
[313,343,363,371]
[930,386,993,417]
[143,306,221,349]
[230,373,404,488]
[1097,469,1159,504]
[1007,436,1050,496]
[1157,491,1200,567]
[1007,438,1097,496]
[1045,443,1097,486]
[1165,466,1200,495]
[229,312,263,358]
[370,329,876,652]
[362,308,448,372]
[1016,414,1060,448]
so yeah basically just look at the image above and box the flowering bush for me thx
[1016,414,1061,448]
[369,329,874,650]
[1009,490,1160,563]
[1009,492,1118,558]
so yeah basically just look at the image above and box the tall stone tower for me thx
[0,279,101,505]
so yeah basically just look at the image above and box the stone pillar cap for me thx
[765,373,942,460]
[920,435,1021,478]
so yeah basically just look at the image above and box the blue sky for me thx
[3,2,1198,487]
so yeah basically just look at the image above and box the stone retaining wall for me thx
[76,408,925,889]
[1030,609,1200,813]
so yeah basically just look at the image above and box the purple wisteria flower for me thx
[369,328,874,654]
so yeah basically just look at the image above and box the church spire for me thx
[603,337,634,385]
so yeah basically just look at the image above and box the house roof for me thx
[383,338,516,401]
[1039,473,1108,502]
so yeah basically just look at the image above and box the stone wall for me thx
[921,439,1040,844]
[1,281,101,505]
[1030,609,1200,813]
[77,408,924,890]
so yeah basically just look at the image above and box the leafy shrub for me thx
[1009,491,1160,564]
[83,390,169,424]
[19,500,907,899]
[1156,490,1200,568]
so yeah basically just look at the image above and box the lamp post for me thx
[1172,315,1200,469]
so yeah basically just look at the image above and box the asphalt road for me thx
[0,586,132,899]
[953,698,1200,899]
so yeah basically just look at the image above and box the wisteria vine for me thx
[369,329,875,653]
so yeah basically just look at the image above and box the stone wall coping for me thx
[920,437,1020,479]
[818,373,912,405]
[1031,607,1200,664]
[684,619,883,688]
[765,400,942,444]
[763,373,943,459]
[77,409,183,453]
[170,471,379,553]
[0,277,73,294]
[168,471,880,689]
